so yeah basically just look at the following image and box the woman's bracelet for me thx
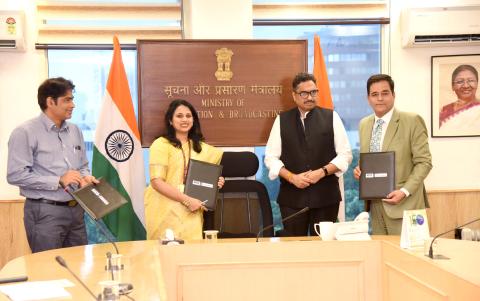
[182,198,191,208]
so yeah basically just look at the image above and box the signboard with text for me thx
[137,40,307,146]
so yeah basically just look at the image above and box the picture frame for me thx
[431,54,480,137]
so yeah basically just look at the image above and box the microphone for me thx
[428,216,480,259]
[55,256,99,300]
[106,252,133,297]
[96,223,120,255]
[256,207,309,242]
[106,252,114,281]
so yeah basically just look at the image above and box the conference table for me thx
[0,236,479,300]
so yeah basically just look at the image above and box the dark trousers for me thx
[280,203,339,236]
[24,199,88,253]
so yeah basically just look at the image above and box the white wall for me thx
[0,0,47,199]
[0,0,478,200]
[183,0,252,39]
[389,0,480,190]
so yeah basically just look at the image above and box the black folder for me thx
[71,178,128,220]
[184,159,222,211]
[359,151,395,200]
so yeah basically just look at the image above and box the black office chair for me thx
[208,151,274,238]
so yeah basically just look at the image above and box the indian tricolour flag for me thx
[92,36,146,240]
[313,34,345,222]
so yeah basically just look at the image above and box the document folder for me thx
[184,159,222,211]
[359,151,395,200]
[71,178,128,220]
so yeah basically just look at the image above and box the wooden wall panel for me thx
[427,190,480,237]
[0,200,30,269]
[455,192,480,226]
[426,193,457,238]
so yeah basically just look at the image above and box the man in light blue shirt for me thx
[7,77,98,252]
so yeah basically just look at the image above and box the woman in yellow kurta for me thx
[144,99,223,240]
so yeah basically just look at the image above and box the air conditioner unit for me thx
[401,5,480,48]
[0,10,25,51]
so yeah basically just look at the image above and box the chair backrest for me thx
[221,151,258,177]
[207,151,274,238]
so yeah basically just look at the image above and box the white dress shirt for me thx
[372,107,410,197]
[371,107,393,150]
[264,109,352,180]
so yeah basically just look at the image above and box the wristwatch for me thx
[321,166,328,176]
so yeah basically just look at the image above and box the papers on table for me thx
[0,279,74,301]
[336,233,371,241]
[334,220,371,241]
[332,211,371,241]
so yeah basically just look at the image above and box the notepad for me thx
[184,159,222,211]
[71,178,128,220]
[359,151,395,200]
[0,279,74,301]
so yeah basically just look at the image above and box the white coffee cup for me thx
[203,230,219,242]
[314,221,335,241]
[461,228,473,240]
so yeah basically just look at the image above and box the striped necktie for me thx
[369,119,385,152]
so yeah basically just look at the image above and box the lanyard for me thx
[181,140,191,184]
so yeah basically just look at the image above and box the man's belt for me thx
[27,198,77,207]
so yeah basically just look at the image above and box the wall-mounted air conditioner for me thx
[401,5,480,48]
[0,10,25,51]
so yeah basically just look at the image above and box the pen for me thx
[0,275,28,284]
[200,200,209,211]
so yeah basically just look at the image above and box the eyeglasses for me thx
[453,79,477,86]
[295,89,318,98]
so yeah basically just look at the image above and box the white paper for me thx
[336,233,371,241]
[354,211,369,222]
[331,212,370,241]
[0,279,74,301]
[334,221,370,240]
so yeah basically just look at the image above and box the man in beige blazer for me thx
[354,74,432,235]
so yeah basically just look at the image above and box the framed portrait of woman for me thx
[431,54,480,137]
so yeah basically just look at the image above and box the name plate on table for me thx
[400,209,430,249]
